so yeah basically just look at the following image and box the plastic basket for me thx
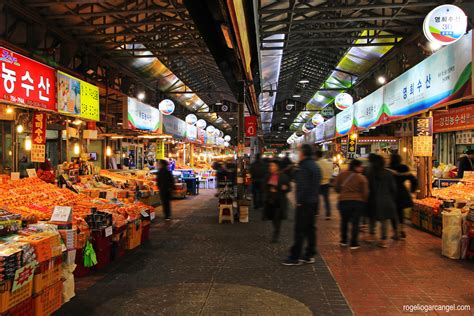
[33,282,62,316]
[0,281,33,313]
[2,297,33,316]
[33,257,62,294]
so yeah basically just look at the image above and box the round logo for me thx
[221,104,229,112]
[196,119,207,129]
[334,93,353,110]
[423,5,467,46]
[311,113,325,126]
[159,99,175,115]
[185,114,197,125]
[321,106,335,118]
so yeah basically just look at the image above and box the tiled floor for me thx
[57,189,474,315]
[318,193,474,315]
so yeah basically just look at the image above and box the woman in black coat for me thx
[366,154,397,248]
[387,154,418,240]
[157,160,175,221]
[263,160,291,243]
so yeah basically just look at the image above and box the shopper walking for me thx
[315,150,333,220]
[282,144,321,266]
[263,160,291,243]
[280,153,294,179]
[387,154,418,240]
[157,160,174,221]
[366,154,397,247]
[249,154,268,210]
[334,159,368,249]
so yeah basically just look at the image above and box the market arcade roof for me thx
[257,0,446,144]
[4,0,237,131]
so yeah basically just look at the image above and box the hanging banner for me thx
[414,117,433,136]
[383,31,472,118]
[31,112,46,163]
[433,104,474,133]
[347,135,357,158]
[185,124,197,142]
[336,107,354,136]
[413,117,433,157]
[57,71,99,121]
[324,117,336,140]
[156,140,165,160]
[197,128,205,144]
[315,123,325,142]
[162,115,185,138]
[244,116,257,137]
[0,47,56,111]
[423,5,468,46]
[354,87,386,129]
[124,97,161,132]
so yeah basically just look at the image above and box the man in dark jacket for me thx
[283,144,321,266]
[249,154,268,209]
[157,160,174,221]
[458,149,474,178]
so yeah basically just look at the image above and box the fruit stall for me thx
[412,182,474,259]
[0,177,156,315]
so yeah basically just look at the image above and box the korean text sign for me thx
[125,97,161,132]
[0,47,56,110]
[57,71,99,121]
[433,104,474,133]
[244,116,257,137]
[31,112,46,162]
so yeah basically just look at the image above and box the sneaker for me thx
[378,240,388,248]
[281,258,302,266]
[300,257,316,264]
[350,244,361,250]
[340,242,348,247]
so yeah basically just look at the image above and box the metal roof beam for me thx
[259,2,438,14]
[262,41,400,50]
[261,34,398,43]
[260,14,425,26]
[45,7,187,19]
[260,25,410,36]
[76,29,198,39]
[24,0,103,6]
[63,19,194,30]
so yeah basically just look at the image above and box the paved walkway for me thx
[58,190,352,315]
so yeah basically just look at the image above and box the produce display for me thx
[432,182,474,201]
[432,163,457,179]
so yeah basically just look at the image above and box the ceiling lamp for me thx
[292,94,301,98]
[213,128,221,137]
[334,93,353,110]
[299,79,309,84]
[73,143,80,155]
[16,124,24,134]
[106,146,112,156]
[312,113,325,126]
[6,106,13,114]
[137,92,145,101]
[159,99,175,115]
[185,114,198,125]
[196,119,207,129]
[377,76,386,85]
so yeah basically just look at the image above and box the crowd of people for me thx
[247,144,419,266]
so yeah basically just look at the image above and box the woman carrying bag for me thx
[264,160,291,243]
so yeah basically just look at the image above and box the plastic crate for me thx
[33,282,62,316]
[420,210,433,233]
[141,220,150,243]
[125,220,142,250]
[2,297,33,316]
[33,257,62,294]
[0,281,33,313]
[411,206,420,227]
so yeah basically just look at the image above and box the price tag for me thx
[11,172,20,180]
[150,212,156,221]
[12,261,36,291]
[141,210,149,217]
[105,191,115,200]
[26,169,37,177]
[51,206,72,222]
[104,226,113,237]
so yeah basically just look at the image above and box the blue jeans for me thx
[338,200,365,246]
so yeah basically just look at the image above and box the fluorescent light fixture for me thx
[73,143,80,155]
[282,117,288,120]
[72,119,82,125]
[285,112,291,115]
[292,94,301,98]
[299,79,309,84]
[111,136,124,139]
[215,102,222,105]
[25,137,32,151]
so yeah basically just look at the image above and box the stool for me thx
[219,204,234,224]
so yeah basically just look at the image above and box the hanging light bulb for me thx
[16,124,24,134]
[106,146,112,157]
[73,143,80,155]
[6,107,13,114]
[25,136,32,151]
